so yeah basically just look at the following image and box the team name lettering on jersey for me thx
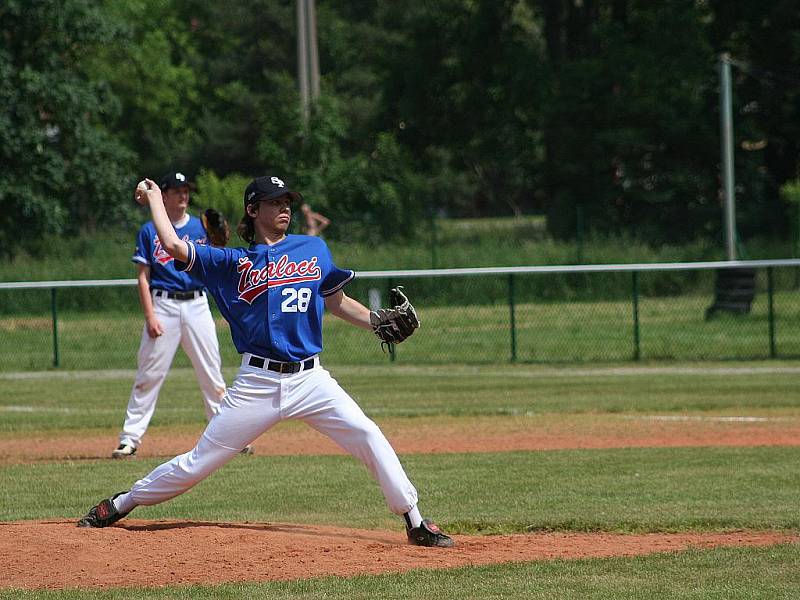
[153,234,201,265]
[236,255,322,304]
[153,237,173,265]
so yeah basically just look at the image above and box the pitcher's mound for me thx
[0,520,795,590]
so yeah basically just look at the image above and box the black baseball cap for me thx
[243,175,303,209]
[160,171,196,191]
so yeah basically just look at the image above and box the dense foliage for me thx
[0,0,134,255]
[2,0,799,256]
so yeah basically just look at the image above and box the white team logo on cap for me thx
[271,177,285,187]
[248,191,257,201]
[176,172,186,181]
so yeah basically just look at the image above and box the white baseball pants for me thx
[125,358,419,515]
[119,293,226,448]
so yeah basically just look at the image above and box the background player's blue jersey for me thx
[177,235,354,361]
[133,217,208,292]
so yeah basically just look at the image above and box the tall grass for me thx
[3,216,797,280]
[1,218,797,313]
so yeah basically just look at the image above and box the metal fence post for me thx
[508,274,517,362]
[795,204,800,289]
[387,279,396,363]
[430,209,438,269]
[767,267,776,358]
[50,288,60,368]
[631,271,641,361]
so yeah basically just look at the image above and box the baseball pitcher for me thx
[79,174,453,548]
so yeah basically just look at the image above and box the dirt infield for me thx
[3,413,799,464]
[3,414,799,590]
[0,520,795,590]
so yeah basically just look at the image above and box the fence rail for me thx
[2,259,800,370]
[4,259,800,290]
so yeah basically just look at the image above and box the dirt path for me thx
[3,414,799,464]
[0,520,795,590]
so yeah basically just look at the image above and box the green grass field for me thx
[3,363,800,432]
[2,287,800,372]
[2,546,799,599]
[3,446,800,532]
[2,363,800,597]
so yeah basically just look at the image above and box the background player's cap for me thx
[160,171,196,191]
[244,176,303,209]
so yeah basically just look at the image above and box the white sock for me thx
[403,506,423,529]
[112,492,137,514]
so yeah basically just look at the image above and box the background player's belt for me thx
[153,289,204,301]
[245,354,317,374]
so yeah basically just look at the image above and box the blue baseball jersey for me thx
[176,235,354,361]
[132,217,208,292]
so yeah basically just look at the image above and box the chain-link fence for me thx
[2,260,799,372]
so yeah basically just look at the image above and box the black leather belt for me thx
[247,355,317,374]
[154,289,204,300]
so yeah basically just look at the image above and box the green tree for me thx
[256,91,428,241]
[540,0,718,243]
[193,169,251,229]
[85,0,203,176]
[707,0,800,242]
[0,0,135,256]
[175,0,298,176]
[374,0,547,218]
[178,0,431,241]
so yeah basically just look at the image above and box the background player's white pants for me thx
[127,361,419,515]
[119,294,226,448]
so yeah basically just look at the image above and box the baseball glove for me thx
[201,208,230,247]
[369,286,420,345]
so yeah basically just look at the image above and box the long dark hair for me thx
[236,213,255,243]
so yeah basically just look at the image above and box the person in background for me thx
[300,202,330,237]
[113,171,250,459]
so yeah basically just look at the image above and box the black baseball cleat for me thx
[77,492,130,528]
[407,519,455,548]
[111,444,136,459]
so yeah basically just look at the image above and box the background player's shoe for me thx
[76,492,130,528]
[240,445,254,455]
[407,519,455,547]
[112,444,136,459]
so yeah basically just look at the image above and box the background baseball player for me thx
[79,174,453,548]
[300,202,331,236]
[112,171,247,458]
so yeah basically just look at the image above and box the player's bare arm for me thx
[324,290,373,330]
[135,178,189,263]
[136,264,163,338]
[326,288,421,344]
[309,210,330,233]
